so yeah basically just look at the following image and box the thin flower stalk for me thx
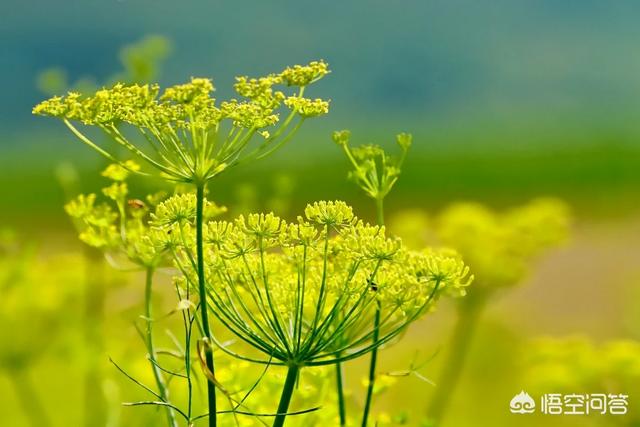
[196,183,218,422]
[335,356,347,426]
[144,267,178,427]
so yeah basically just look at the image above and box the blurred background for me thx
[1,1,639,426]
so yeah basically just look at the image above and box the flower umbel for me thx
[34,61,331,184]
[166,201,470,367]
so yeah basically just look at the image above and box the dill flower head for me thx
[332,130,411,201]
[422,248,473,296]
[65,193,120,249]
[284,96,330,117]
[66,162,226,268]
[166,200,471,366]
[34,61,330,184]
[280,60,329,86]
[151,193,226,227]
[436,198,570,289]
[304,200,355,226]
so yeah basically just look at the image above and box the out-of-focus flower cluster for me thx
[392,198,570,290]
[0,230,83,370]
[436,198,570,289]
[525,336,640,406]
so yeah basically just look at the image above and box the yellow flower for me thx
[34,61,331,183]
[305,200,355,227]
[280,60,329,86]
[172,201,472,368]
[284,96,330,117]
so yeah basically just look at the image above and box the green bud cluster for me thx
[332,130,412,201]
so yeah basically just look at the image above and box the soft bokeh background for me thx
[1,1,639,426]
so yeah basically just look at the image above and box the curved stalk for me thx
[273,364,300,427]
[425,292,485,425]
[196,183,218,427]
[144,267,178,427]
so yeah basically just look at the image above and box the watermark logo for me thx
[510,391,536,414]
[510,392,629,416]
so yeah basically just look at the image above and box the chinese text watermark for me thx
[510,391,629,416]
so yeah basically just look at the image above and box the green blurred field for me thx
[3,126,640,226]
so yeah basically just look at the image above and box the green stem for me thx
[9,369,51,427]
[144,267,179,427]
[361,305,381,427]
[425,293,485,425]
[273,365,300,427]
[360,196,385,427]
[375,197,384,226]
[196,183,218,427]
[336,360,347,426]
